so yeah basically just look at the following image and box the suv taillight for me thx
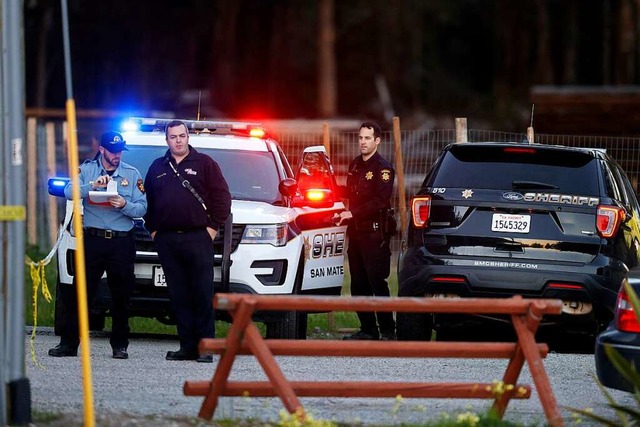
[411,196,431,228]
[616,285,640,333]
[596,205,624,238]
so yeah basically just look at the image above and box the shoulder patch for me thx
[137,179,145,193]
[381,169,392,183]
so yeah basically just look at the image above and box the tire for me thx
[265,251,307,340]
[266,311,299,339]
[396,312,433,341]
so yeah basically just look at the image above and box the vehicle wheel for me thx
[265,251,307,340]
[539,330,596,354]
[266,311,299,339]
[396,312,433,341]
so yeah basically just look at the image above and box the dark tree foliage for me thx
[23,0,640,129]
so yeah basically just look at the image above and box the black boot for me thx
[48,343,78,357]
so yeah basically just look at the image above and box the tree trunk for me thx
[210,1,240,114]
[563,0,578,84]
[615,0,635,83]
[534,0,553,84]
[35,3,53,108]
[317,0,337,117]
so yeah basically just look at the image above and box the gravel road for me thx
[24,327,636,426]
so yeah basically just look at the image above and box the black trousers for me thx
[155,229,215,352]
[60,233,135,349]
[347,230,395,334]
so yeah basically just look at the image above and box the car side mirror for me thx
[278,178,298,198]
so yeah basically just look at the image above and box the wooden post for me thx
[455,117,468,142]
[322,122,330,158]
[62,120,68,172]
[27,118,37,245]
[45,122,58,247]
[323,121,335,331]
[392,117,407,234]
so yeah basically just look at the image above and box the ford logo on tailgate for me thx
[502,192,524,201]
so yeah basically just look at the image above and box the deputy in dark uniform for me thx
[49,131,147,359]
[144,120,231,363]
[334,122,396,340]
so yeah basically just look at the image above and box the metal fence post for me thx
[4,0,31,424]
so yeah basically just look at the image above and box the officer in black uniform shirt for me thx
[334,121,396,340]
[144,120,231,362]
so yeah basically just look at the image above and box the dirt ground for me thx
[29,410,361,427]
[29,411,301,426]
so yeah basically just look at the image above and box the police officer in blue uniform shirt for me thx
[48,131,147,359]
[144,120,231,363]
[334,122,397,340]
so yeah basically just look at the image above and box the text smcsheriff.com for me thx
[474,261,539,269]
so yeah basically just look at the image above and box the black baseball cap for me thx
[100,131,128,152]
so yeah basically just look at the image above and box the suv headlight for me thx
[241,223,288,246]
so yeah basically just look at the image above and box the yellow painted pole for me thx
[65,98,95,427]
[60,0,95,422]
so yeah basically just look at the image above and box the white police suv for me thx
[48,117,347,339]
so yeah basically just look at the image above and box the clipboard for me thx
[88,179,118,205]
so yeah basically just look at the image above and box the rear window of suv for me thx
[430,144,600,196]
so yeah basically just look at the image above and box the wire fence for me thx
[28,118,640,254]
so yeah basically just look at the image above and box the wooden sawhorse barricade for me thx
[184,294,565,426]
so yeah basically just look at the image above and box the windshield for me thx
[123,146,283,204]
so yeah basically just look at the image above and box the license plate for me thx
[153,265,167,287]
[491,213,530,233]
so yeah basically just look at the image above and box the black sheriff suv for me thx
[397,141,640,346]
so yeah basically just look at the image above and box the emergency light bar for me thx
[123,117,267,138]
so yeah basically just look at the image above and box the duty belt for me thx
[354,220,380,232]
[84,227,134,239]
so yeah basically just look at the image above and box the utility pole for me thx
[2,0,31,425]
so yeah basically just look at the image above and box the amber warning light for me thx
[306,189,328,201]
[249,127,266,138]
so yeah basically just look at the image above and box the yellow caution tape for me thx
[25,255,54,368]
[25,212,71,366]
[0,205,26,221]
